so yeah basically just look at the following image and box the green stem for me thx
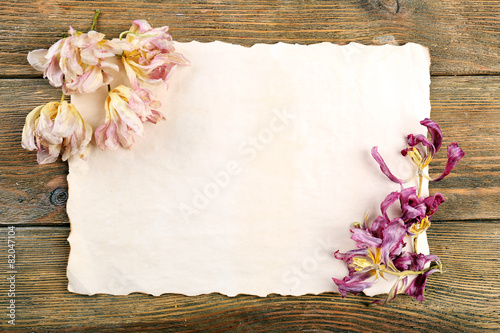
[60,93,65,103]
[90,9,100,31]
[119,30,130,40]
[380,265,438,277]
[119,31,156,40]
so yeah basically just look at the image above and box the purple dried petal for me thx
[371,147,403,184]
[350,227,382,249]
[431,143,465,181]
[405,268,440,301]
[369,216,388,238]
[420,118,443,152]
[333,271,375,298]
[380,218,407,263]
[411,253,441,271]
[393,252,412,271]
[380,191,400,221]
[401,202,427,222]
[334,249,368,263]
[423,193,445,216]
[406,133,436,157]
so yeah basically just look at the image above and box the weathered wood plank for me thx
[0,223,498,332]
[1,0,499,76]
[1,76,498,225]
[429,76,500,221]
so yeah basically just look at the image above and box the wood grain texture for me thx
[429,76,500,221]
[1,76,498,225]
[1,0,500,76]
[1,1,499,331]
[0,224,498,332]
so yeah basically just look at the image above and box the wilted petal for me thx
[21,105,44,150]
[406,133,436,157]
[333,271,376,297]
[350,227,382,249]
[37,147,60,164]
[27,49,50,71]
[380,218,407,262]
[46,59,64,87]
[380,191,400,221]
[334,249,369,263]
[399,187,426,222]
[406,268,439,301]
[411,253,441,271]
[21,101,92,164]
[131,19,154,33]
[431,143,465,181]
[80,66,105,94]
[420,118,443,152]
[423,193,445,216]
[95,85,166,150]
[53,102,79,137]
[120,20,189,89]
[371,146,403,184]
[369,215,388,239]
[393,252,412,271]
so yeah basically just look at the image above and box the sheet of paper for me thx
[67,41,431,297]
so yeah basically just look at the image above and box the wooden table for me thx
[1,1,499,331]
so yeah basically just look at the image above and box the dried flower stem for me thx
[118,31,155,40]
[417,173,423,197]
[90,9,100,31]
[380,264,440,278]
[60,93,65,103]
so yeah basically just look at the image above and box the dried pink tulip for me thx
[22,101,92,164]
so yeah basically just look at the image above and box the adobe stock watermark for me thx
[179,107,296,222]
[281,234,334,291]
[6,226,16,325]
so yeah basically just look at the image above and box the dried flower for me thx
[27,27,128,94]
[21,100,92,164]
[371,118,465,195]
[118,20,190,89]
[94,85,161,150]
[333,119,459,305]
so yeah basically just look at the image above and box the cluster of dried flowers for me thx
[333,119,464,305]
[22,12,189,164]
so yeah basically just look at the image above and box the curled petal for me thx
[406,133,436,157]
[95,85,163,150]
[380,218,407,263]
[420,118,443,152]
[119,20,189,89]
[431,143,465,181]
[334,249,369,265]
[406,268,440,301]
[393,252,412,271]
[401,202,426,222]
[423,193,445,216]
[369,216,388,239]
[21,101,92,164]
[333,271,375,298]
[380,191,400,222]
[28,27,126,95]
[350,227,382,249]
[130,19,154,33]
[27,49,50,72]
[412,253,441,271]
[371,147,403,184]
[21,105,44,150]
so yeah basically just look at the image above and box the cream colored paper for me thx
[67,41,431,297]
